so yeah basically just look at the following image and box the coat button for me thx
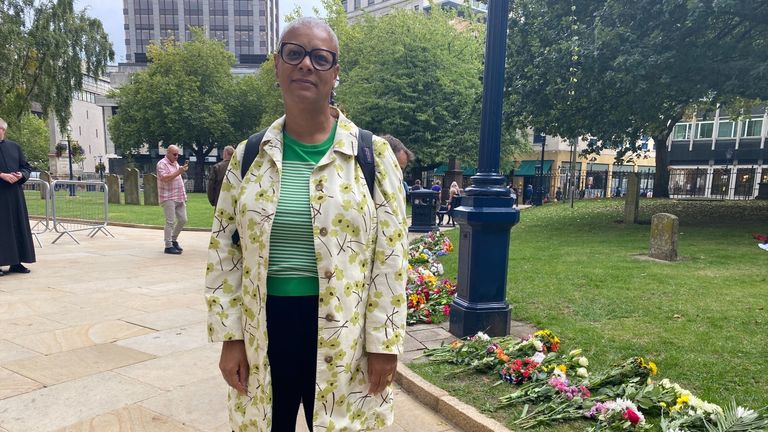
[315,183,324,191]
[319,227,328,236]
[324,355,333,364]
[325,313,335,321]
[324,270,333,279]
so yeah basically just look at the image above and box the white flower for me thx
[576,367,589,377]
[552,368,566,379]
[577,356,589,367]
[532,340,544,351]
[475,331,490,341]
[735,406,758,420]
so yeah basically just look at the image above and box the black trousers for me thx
[266,295,319,432]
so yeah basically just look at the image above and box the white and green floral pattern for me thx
[205,112,409,431]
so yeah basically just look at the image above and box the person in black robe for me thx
[0,118,36,276]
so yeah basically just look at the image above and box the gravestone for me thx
[124,168,140,205]
[143,174,159,206]
[649,213,678,261]
[106,174,121,204]
[623,173,640,224]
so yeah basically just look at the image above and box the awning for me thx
[514,160,553,176]
[433,164,477,176]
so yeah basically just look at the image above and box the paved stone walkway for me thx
[0,226,461,432]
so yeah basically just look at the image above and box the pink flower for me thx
[442,305,451,316]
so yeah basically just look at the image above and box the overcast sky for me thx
[74,0,325,63]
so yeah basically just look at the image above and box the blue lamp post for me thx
[449,0,519,337]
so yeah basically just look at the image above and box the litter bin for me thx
[409,189,438,232]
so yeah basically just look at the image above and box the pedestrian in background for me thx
[0,118,35,276]
[382,134,414,198]
[207,145,234,206]
[156,144,188,254]
[205,17,408,432]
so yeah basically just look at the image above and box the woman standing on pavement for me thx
[204,17,409,432]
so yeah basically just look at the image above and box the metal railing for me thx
[49,180,114,244]
[669,167,761,200]
[22,179,51,248]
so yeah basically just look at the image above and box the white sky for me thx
[74,0,325,63]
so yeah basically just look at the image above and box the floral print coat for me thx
[205,112,409,432]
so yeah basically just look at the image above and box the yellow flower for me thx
[558,364,567,373]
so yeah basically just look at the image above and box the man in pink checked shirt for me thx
[156,144,189,255]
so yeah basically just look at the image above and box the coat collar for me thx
[259,108,361,167]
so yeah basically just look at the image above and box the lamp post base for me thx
[448,194,518,338]
[449,297,511,337]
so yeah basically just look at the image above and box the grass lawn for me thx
[26,190,413,229]
[409,198,768,431]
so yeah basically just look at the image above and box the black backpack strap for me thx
[240,128,268,179]
[356,128,375,197]
[232,128,267,246]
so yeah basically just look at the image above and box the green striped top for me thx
[266,123,337,296]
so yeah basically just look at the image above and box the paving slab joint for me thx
[395,362,513,432]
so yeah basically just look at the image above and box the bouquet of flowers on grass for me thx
[406,268,456,324]
[586,398,652,431]
[586,357,657,392]
[409,229,453,256]
[660,400,768,432]
[497,349,591,407]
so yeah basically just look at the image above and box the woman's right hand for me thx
[219,340,249,395]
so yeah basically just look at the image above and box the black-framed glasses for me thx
[279,42,337,71]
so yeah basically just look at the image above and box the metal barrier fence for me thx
[49,180,114,244]
[21,179,51,248]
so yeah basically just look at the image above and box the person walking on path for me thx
[207,145,235,206]
[156,144,188,254]
[0,118,35,276]
[205,17,409,432]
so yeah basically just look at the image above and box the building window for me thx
[741,118,763,137]
[354,0,360,9]
[696,121,714,139]
[717,120,736,138]
[672,123,690,140]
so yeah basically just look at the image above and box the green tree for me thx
[6,113,50,170]
[109,31,263,191]
[503,0,768,198]
[335,7,501,170]
[0,0,113,128]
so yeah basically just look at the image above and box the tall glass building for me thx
[123,0,278,65]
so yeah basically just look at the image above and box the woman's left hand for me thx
[367,352,398,394]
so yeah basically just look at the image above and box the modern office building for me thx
[667,107,767,199]
[123,0,278,66]
[342,0,486,22]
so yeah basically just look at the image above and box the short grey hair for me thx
[278,16,339,55]
[0,118,7,129]
[382,134,414,161]
[223,145,235,157]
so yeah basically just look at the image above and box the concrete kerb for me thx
[395,364,513,432]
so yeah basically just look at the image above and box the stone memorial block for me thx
[649,213,678,261]
[106,174,121,204]
[143,173,159,206]
[124,168,140,205]
[623,173,640,224]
